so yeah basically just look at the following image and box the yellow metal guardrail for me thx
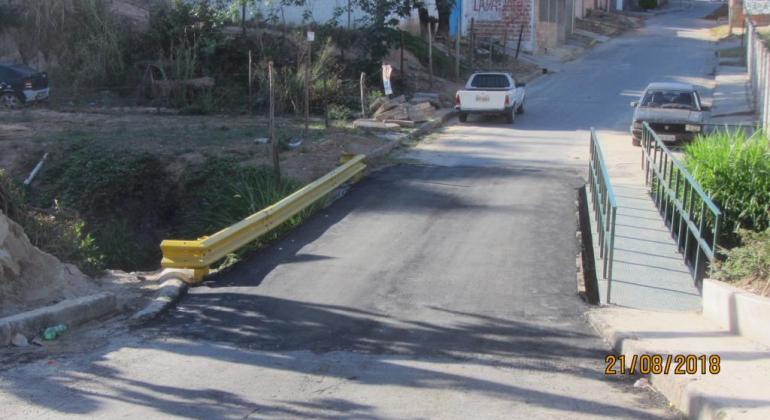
[161,154,366,282]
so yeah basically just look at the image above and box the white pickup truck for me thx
[454,72,526,124]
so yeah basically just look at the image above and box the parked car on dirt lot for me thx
[630,82,709,146]
[0,64,49,109]
[455,72,526,124]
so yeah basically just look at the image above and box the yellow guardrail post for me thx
[160,154,366,283]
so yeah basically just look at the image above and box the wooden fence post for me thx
[469,18,475,69]
[360,72,366,118]
[428,22,434,90]
[455,13,461,81]
[268,61,280,180]
[248,50,253,113]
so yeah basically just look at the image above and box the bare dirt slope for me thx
[0,211,97,318]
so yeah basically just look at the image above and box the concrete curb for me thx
[702,278,770,347]
[408,110,457,142]
[129,278,189,325]
[585,311,700,418]
[0,292,117,346]
[576,185,600,304]
[585,308,770,419]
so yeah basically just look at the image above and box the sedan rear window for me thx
[470,74,510,89]
[641,89,697,110]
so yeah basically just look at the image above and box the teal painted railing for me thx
[588,128,618,303]
[640,122,721,283]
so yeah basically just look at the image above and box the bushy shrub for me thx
[328,104,353,121]
[31,142,170,271]
[0,170,105,275]
[716,228,770,295]
[684,129,770,235]
[14,0,130,91]
[639,0,658,10]
[176,160,317,268]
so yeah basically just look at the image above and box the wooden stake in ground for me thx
[248,50,253,113]
[268,61,280,179]
[323,72,329,128]
[360,72,366,118]
[503,29,508,68]
[241,0,247,36]
[469,18,475,69]
[428,22,434,91]
[455,13,461,81]
[515,24,524,60]
[400,31,405,92]
[488,37,493,68]
[304,29,311,137]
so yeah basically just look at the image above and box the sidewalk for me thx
[709,38,757,129]
[588,306,770,419]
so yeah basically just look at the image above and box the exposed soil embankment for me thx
[0,210,97,317]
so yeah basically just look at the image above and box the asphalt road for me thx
[0,3,719,418]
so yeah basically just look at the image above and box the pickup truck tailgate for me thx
[457,90,508,111]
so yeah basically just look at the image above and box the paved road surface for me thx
[0,3,718,418]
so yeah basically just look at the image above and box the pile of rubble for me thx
[354,93,443,130]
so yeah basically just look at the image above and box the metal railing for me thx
[161,154,366,282]
[588,128,618,303]
[640,123,721,283]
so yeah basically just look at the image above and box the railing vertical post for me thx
[606,206,616,304]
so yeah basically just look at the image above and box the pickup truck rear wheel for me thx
[506,107,515,124]
[516,100,524,114]
[458,112,468,123]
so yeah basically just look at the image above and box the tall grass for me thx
[715,228,770,295]
[178,161,321,269]
[684,129,770,236]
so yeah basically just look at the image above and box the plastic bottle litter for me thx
[42,324,67,341]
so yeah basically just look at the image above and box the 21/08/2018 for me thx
[605,354,721,375]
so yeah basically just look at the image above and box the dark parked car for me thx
[630,82,709,146]
[0,64,49,109]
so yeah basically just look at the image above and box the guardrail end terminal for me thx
[339,153,356,164]
[191,268,209,284]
